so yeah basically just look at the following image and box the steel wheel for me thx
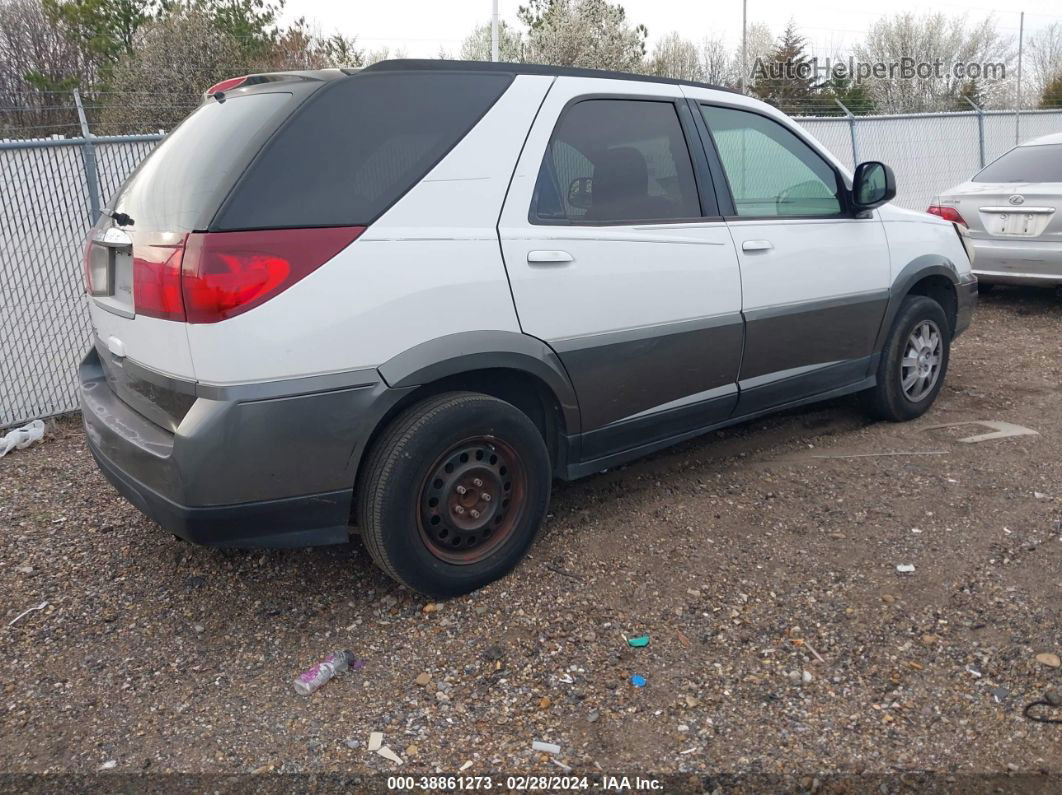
[417,436,527,565]
[900,319,943,402]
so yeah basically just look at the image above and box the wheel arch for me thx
[352,333,580,508]
[876,256,961,351]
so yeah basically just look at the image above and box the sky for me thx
[281,0,1062,60]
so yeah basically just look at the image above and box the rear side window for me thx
[214,72,513,230]
[973,144,1062,183]
[111,93,292,232]
[532,99,703,224]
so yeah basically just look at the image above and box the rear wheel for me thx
[866,295,951,422]
[358,392,551,597]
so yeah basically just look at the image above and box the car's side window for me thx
[532,99,704,224]
[700,104,842,218]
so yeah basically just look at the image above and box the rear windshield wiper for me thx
[101,208,134,227]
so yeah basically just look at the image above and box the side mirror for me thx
[567,177,593,210]
[851,161,896,210]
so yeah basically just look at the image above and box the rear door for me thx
[498,78,743,461]
[692,98,891,415]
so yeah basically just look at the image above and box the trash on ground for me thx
[99,760,117,770]
[631,674,647,687]
[459,760,473,772]
[551,757,573,772]
[896,564,916,573]
[8,600,48,627]
[1034,492,1048,499]
[991,686,1009,703]
[532,740,561,754]
[0,420,45,458]
[1034,652,1061,668]
[292,650,356,696]
[924,420,1039,444]
[628,635,650,647]
[376,745,403,764]
[368,732,383,752]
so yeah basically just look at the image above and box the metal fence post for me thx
[962,96,986,168]
[72,89,101,223]
[835,99,859,166]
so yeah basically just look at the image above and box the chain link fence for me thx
[2,94,1062,428]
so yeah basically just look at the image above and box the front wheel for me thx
[866,295,951,422]
[357,392,551,597]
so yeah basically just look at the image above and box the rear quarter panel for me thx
[185,75,554,386]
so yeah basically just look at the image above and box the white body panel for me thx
[878,204,973,281]
[87,301,196,379]
[726,216,890,310]
[185,75,553,385]
[498,77,742,343]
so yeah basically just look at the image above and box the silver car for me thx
[930,132,1062,288]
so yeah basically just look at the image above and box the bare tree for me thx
[1027,22,1062,102]
[0,0,98,135]
[854,13,1013,112]
[648,32,702,81]
[732,21,774,91]
[460,19,524,62]
[519,0,647,71]
[647,32,734,85]
[97,10,253,134]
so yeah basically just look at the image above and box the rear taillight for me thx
[133,240,186,321]
[129,227,362,323]
[927,205,967,226]
[181,227,363,323]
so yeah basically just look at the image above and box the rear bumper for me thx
[970,237,1062,286]
[79,347,408,547]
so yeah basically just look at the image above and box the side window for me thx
[532,99,704,224]
[700,105,842,218]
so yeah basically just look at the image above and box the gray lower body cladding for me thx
[79,347,409,547]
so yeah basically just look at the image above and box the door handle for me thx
[527,250,573,264]
[741,240,773,252]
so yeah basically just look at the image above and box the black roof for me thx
[357,58,738,95]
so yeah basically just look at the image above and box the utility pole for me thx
[491,0,500,62]
[1015,10,1024,144]
[740,0,747,93]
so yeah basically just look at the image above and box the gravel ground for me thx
[1,287,1060,788]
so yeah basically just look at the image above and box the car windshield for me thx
[973,143,1062,183]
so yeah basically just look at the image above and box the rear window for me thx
[111,93,293,231]
[973,143,1062,183]
[213,71,514,231]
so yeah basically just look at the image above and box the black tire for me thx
[866,295,951,422]
[357,391,551,597]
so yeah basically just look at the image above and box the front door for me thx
[694,101,891,415]
[498,79,744,461]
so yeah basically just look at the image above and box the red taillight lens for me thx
[927,205,967,226]
[180,227,364,324]
[133,240,186,320]
[206,75,248,95]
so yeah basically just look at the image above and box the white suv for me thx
[79,60,977,596]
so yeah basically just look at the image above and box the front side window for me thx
[701,105,842,218]
[532,99,704,224]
